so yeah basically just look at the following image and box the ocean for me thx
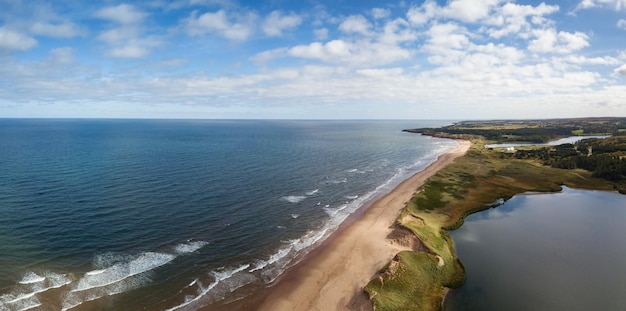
[0,119,457,311]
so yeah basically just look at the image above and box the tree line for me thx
[510,137,626,182]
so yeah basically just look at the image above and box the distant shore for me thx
[250,140,471,311]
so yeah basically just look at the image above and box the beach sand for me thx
[256,140,471,311]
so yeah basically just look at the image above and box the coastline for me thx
[253,140,471,311]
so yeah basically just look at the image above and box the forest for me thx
[511,137,626,182]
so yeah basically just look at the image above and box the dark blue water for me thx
[445,187,626,311]
[0,119,456,310]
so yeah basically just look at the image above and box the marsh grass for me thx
[365,251,464,311]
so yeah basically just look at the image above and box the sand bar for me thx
[256,140,471,311]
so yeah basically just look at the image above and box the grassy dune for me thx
[364,138,620,311]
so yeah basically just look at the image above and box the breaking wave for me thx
[0,240,207,311]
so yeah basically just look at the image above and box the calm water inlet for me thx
[445,187,626,311]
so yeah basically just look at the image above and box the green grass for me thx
[365,139,619,311]
[365,251,464,311]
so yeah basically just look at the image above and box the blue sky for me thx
[0,0,625,119]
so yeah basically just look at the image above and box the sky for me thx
[0,0,625,119]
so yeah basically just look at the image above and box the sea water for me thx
[0,119,457,311]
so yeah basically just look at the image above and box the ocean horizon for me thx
[0,119,458,310]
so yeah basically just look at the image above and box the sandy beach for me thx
[256,140,471,311]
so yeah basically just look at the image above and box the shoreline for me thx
[251,140,471,311]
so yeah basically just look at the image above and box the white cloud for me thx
[289,41,342,59]
[372,8,391,19]
[49,47,74,64]
[158,58,189,67]
[95,25,160,58]
[262,11,302,37]
[314,28,328,40]
[250,47,288,63]
[577,0,596,9]
[109,45,150,58]
[30,21,86,38]
[407,0,554,34]
[185,10,256,41]
[423,23,470,55]
[339,15,371,35]
[379,18,417,44]
[485,2,559,39]
[93,4,147,24]
[577,0,626,10]
[157,0,236,10]
[618,19,626,29]
[286,39,411,66]
[407,0,439,26]
[92,4,160,58]
[356,67,403,77]
[442,0,503,23]
[528,29,589,54]
[565,55,620,65]
[3,0,626,119]
[0,27,37,51]
[98,27,139,45]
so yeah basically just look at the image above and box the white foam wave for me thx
[174,241,209,254]
[345,195,359,200]
[213,264,250,283]
[86,269,106,276]
[15,303,42,311]
[15,302,43,311]
[7,275,70,302]
[71,252,176,293]
[165,264,250,311]
[324,204,347,217]
[290,214,299,219]
[18,272,45,284]
[257,247,291,272]
[292,229,328,252]
[62,252,177,310]
[1,291,41,311]
[325,178,347,184]
[3,241,211,311]
[1,271,71,311]
[347,169,358,173]
[281,195,307,203]
[306,189,319,195]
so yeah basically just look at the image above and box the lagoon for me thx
[485,135,609,149]
[444,187,626,311]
